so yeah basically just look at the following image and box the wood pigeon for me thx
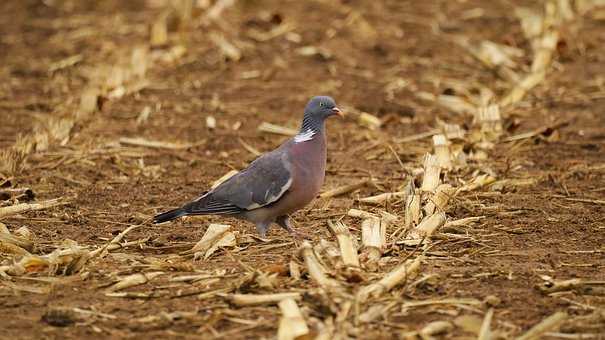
[153,96,344,238]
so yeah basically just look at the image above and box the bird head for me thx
[304,96,344,120]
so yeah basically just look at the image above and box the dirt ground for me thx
[1,0,604,339]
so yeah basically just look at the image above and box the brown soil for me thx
[1,0,604,339]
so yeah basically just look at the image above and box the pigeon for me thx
[153,96,344,238]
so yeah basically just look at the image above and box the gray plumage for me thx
[154,96,343,238]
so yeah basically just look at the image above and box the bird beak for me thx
[332,107,345,117]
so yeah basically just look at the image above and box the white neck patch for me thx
[294,129,316,143]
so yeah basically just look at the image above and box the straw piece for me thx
[209,33,241,61]
[357,255,423,302]
[440,123,466,140]
[408,212,447,240]
[424,184,455,215]
[225,292,302,306]
[421,154,441,192]
[538,278,605,295]
[0,224,34,251]
[404,193,421,230]
[433,134,452,169]
[395,129,440,143]
[150,12,168,47]
[457,174,497,193]
[0,197,68,218]
[299,241,341,289]
[89,224,140,259]
[327,220,359,267]
[347,208,377,219]
[516,312,567,340]
[478,308,494,340]
[420,321,454,338]
[257,122,298,136]
[277,298,309,340]
[443,216,485,229]
[358,112,382,130]
[119,137,192,150]
[205,0,236,21]
[437,95,477,115]
[357,191,406,204]
[531,31,559,73]
[289,260,301,280]
[106,272,164,292]
[361,217,385,267]
[500,71,545,107]
[0,241,30,255]
[182,224,235,260]
[476,104,503,139]
[320,179,370,198]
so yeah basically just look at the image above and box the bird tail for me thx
[153,208,186,224]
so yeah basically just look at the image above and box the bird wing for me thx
[184,145,293,214]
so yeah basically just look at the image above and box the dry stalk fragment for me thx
[478,308,494,340]
[457,174,497,193]
[106,272,164,292]
[181,224,236,260]
[538,278,605,295]
[357,191,406,204]
[289,260,301,280]
[437,94,477,115]
[347,208,377,219]
[209,33,241,61]
[327,220,359,267]
[119,137,192,150]
[407,212,447,240]
[357,112,382,130]
[319,179,370,198]
[357,255,423,302]
[404,192,421,230]
[0,224,34,251]
[361,217,385,267]
[299,241,341,289]
[516,311,567,340]
[225,292,302,306]
[432,134,452,169]
[0,198,68,218]
[423,184,455,215]
[277,298,309,340]
[421,154,441,192]
[420,321,454,339]
[257,122,298,136]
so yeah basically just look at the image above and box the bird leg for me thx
[276,216,311,239]
[255,222,270,239]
